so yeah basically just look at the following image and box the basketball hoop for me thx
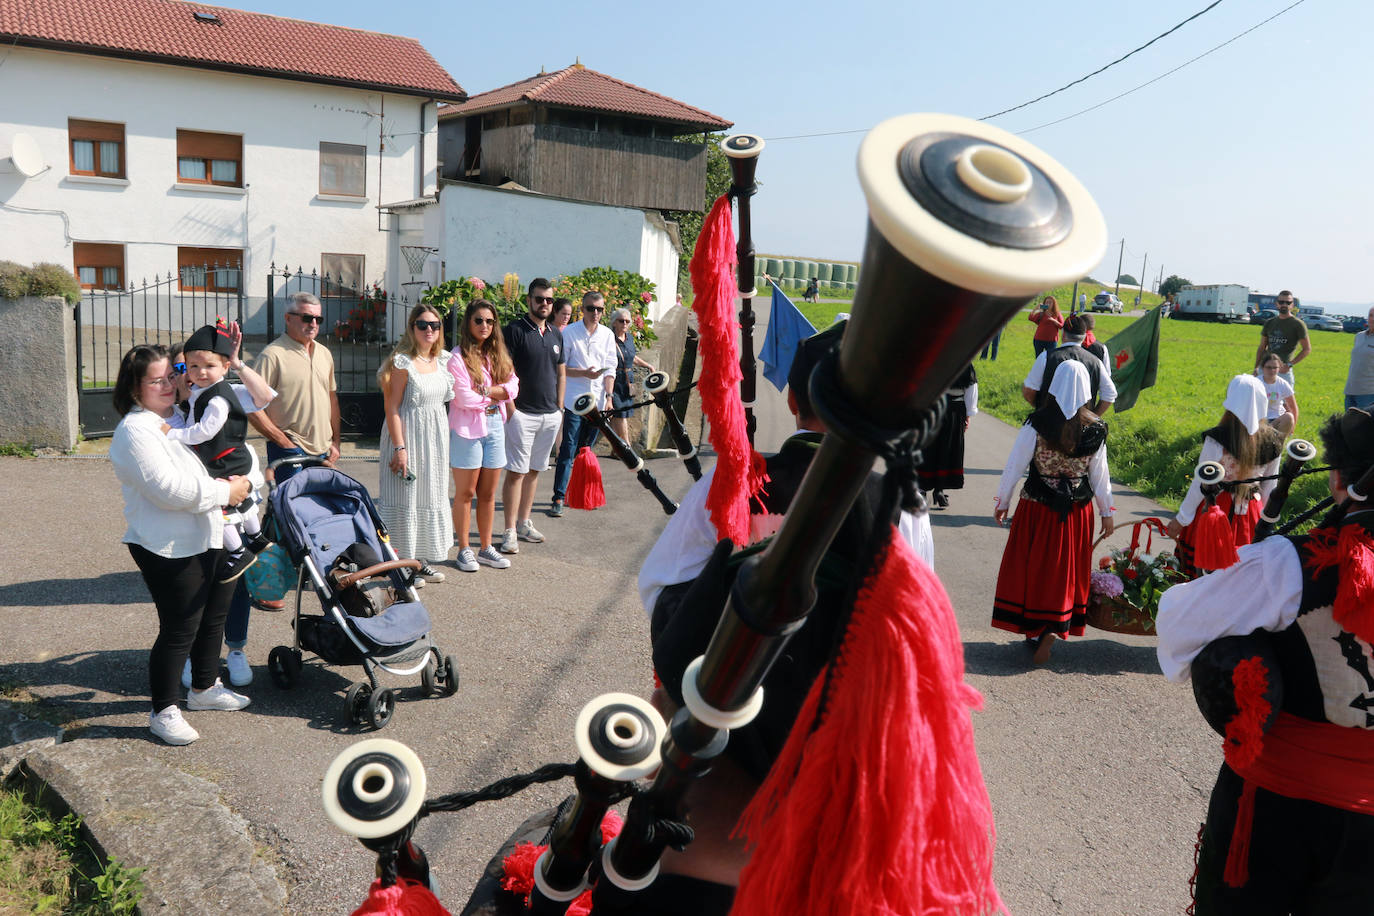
[401,246,437,275]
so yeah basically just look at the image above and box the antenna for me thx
[0,133,46,178]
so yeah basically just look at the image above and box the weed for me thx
[0,442,35,458]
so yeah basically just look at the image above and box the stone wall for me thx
[0,296,78,450]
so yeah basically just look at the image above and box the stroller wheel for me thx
[438,654,459,698]
[344,682,371,727]
[269,646,302,689]
[368,688,396,730]
[421,657,440,697]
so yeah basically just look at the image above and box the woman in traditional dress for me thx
[918,362,977,509]
[992,360,1115,663]
[378,304,454,584]
[1166,374,1282,575]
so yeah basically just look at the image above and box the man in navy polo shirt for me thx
[499,278,566,554]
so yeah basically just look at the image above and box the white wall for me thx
[435,182,679,317]
[0,47,440,333]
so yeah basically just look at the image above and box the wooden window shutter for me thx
[176,130,242,161]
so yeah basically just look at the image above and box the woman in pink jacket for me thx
[449,300,519,571]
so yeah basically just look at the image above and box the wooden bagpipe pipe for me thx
[319,112,1107,915]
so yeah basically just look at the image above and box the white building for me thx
[0,0,465,334]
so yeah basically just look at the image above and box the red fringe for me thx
[500,810,624,915]
[565,447,605,510]
[689,195,766,545]
[1223,780,1258,888]
[1192,503,1239,571]
[731,532,1004,915]
[1223,657,1272,770]
[1301,525,1374,643]
[349,878,449,916]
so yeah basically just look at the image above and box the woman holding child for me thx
[110,344,254,746]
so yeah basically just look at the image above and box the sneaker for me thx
[416,562,446,583]
[455,548,479,573]
[226,649,253,687]
[477,546,511,569]
[499,528,520,554]
[547,500,565,518]
[245,531,273,554]
[149,706,199,746]
[412,576,425,589]
[218,549,258,584]
[186,679,251,711]
[181,658,193,690]
[517,520,545,543]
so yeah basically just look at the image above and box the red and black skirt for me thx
[992,496,1095,639]
[1176,491,1261,576]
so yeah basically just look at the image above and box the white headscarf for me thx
[1223,374,1266,435]
[1048,359,1092,419]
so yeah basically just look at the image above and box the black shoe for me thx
[219,549,258,584]
[933,490,950,509]
[245,531,273,554]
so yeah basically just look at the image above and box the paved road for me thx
[2,304,1219,914]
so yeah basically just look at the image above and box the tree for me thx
[1159,274,1192,299]
[1117,274,1138,286]
[665,132,731,297]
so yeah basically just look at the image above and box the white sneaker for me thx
[187,679,251,711]
[149,705,199,746]
[417,562,446,583]
[181,658,193,690]
[499,528,520,554]
[455,548,479,573]
[477,546,511,569]
[226,649,253,687]
[516,520,545,543]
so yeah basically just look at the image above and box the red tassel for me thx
[689,195,766,544]
[1192,502,1239,571]
[565,447,605,510]
[349,877,450,916]
[500,810,624,915]
[1333,525,1374,643]
[1223,657,1272,770]
[1223,781,1258,888]
[731,533,1004,915]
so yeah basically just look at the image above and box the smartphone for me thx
[397,468,416,482]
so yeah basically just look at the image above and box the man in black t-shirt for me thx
[1255,289,1310,388]
[498,278,565,554]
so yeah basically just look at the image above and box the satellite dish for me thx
[0,134,45,178]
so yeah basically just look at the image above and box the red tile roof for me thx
[439,64,731,131]
[0,0,465,101]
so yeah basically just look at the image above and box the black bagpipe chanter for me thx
[319,114,1107,915]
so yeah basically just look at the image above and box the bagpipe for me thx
[320,112,1107,916]
[566,392,679,516]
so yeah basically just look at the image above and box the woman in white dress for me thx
[378,305,454,583]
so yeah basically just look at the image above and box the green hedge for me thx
[0,261,82,304]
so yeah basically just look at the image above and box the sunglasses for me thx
[584,306,605,313]
[470,317,496,327]
[1276,300,1294,305]
[172,361,187,375]
[289,312,323,324]
[532,295,555,304]
[613,318,630,324]
[414,320,442,332]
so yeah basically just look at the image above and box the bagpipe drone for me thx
[320,113,1108,916]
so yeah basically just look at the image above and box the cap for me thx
[184,319,234,358]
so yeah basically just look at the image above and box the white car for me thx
[1091,292,1123,313]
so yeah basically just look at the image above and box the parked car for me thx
[1091,292,1123,313]
[1252,308,1278,324]
[1343,315,1368,334]
[1304,314,1343,332]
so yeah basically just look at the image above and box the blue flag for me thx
[760,282,817,392]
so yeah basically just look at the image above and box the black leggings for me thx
[128,544,236,712]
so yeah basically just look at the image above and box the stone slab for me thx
[0,699,63,780]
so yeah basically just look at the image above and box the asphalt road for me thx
[1,306,1220,914]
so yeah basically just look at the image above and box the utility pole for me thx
[1139,253,1147,308]
[1114,238,1125,298]
[1156,264,1165,294]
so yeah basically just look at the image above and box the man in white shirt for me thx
[1021,314,1116,415]
[549,291,618,516]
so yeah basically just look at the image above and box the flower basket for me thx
[1086,593,1156,635]
[1088,517,1188,638]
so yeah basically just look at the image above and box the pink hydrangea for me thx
[1091,571,1124,597]
[470,277,486,290]
[640,291,652,303]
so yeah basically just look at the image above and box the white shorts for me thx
[504,408,561,474]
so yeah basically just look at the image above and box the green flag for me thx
[1104,306,1161,412]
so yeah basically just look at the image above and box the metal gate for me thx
[265,265,388,436]
[77,263,244,437]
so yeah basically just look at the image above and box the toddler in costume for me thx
[166,318,277,582]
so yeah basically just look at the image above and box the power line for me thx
[1013,0,1308,135]
[979,0,1226,121]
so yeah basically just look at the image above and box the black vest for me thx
[1034,345,1102,412]
[192,379,252,477]
[1083,339,1107,364]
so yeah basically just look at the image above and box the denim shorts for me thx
[450,411,506,470]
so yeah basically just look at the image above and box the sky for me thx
[264,0,1370,305]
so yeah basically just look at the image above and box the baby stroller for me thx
[264,458,457,730]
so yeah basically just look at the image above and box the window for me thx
[69,119,125,178]
[319,142,366,197]
[73,243,125,290]
[176,129,242,187]
[177,246,242,292]
[321,253,364,296]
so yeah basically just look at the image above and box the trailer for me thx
[1174,284,1250,322]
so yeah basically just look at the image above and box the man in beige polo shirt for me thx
[253,291,341,483]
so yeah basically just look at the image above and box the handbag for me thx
[245,542,295,603]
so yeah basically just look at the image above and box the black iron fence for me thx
[77,263,245,437]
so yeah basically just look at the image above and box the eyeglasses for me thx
[470,317,496,327]
[532,296,555,305]
[172,362,187,375]
[142,375,175,389]
[288,312,323,324]
[1276,299,1294,305]
[414,320,442,332]
[613,318,630,324]
[584,306,605,313]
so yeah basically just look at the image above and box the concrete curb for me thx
[2,703,286,914]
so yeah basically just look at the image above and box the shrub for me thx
[0,260,28,299]
[0,261,81,304]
